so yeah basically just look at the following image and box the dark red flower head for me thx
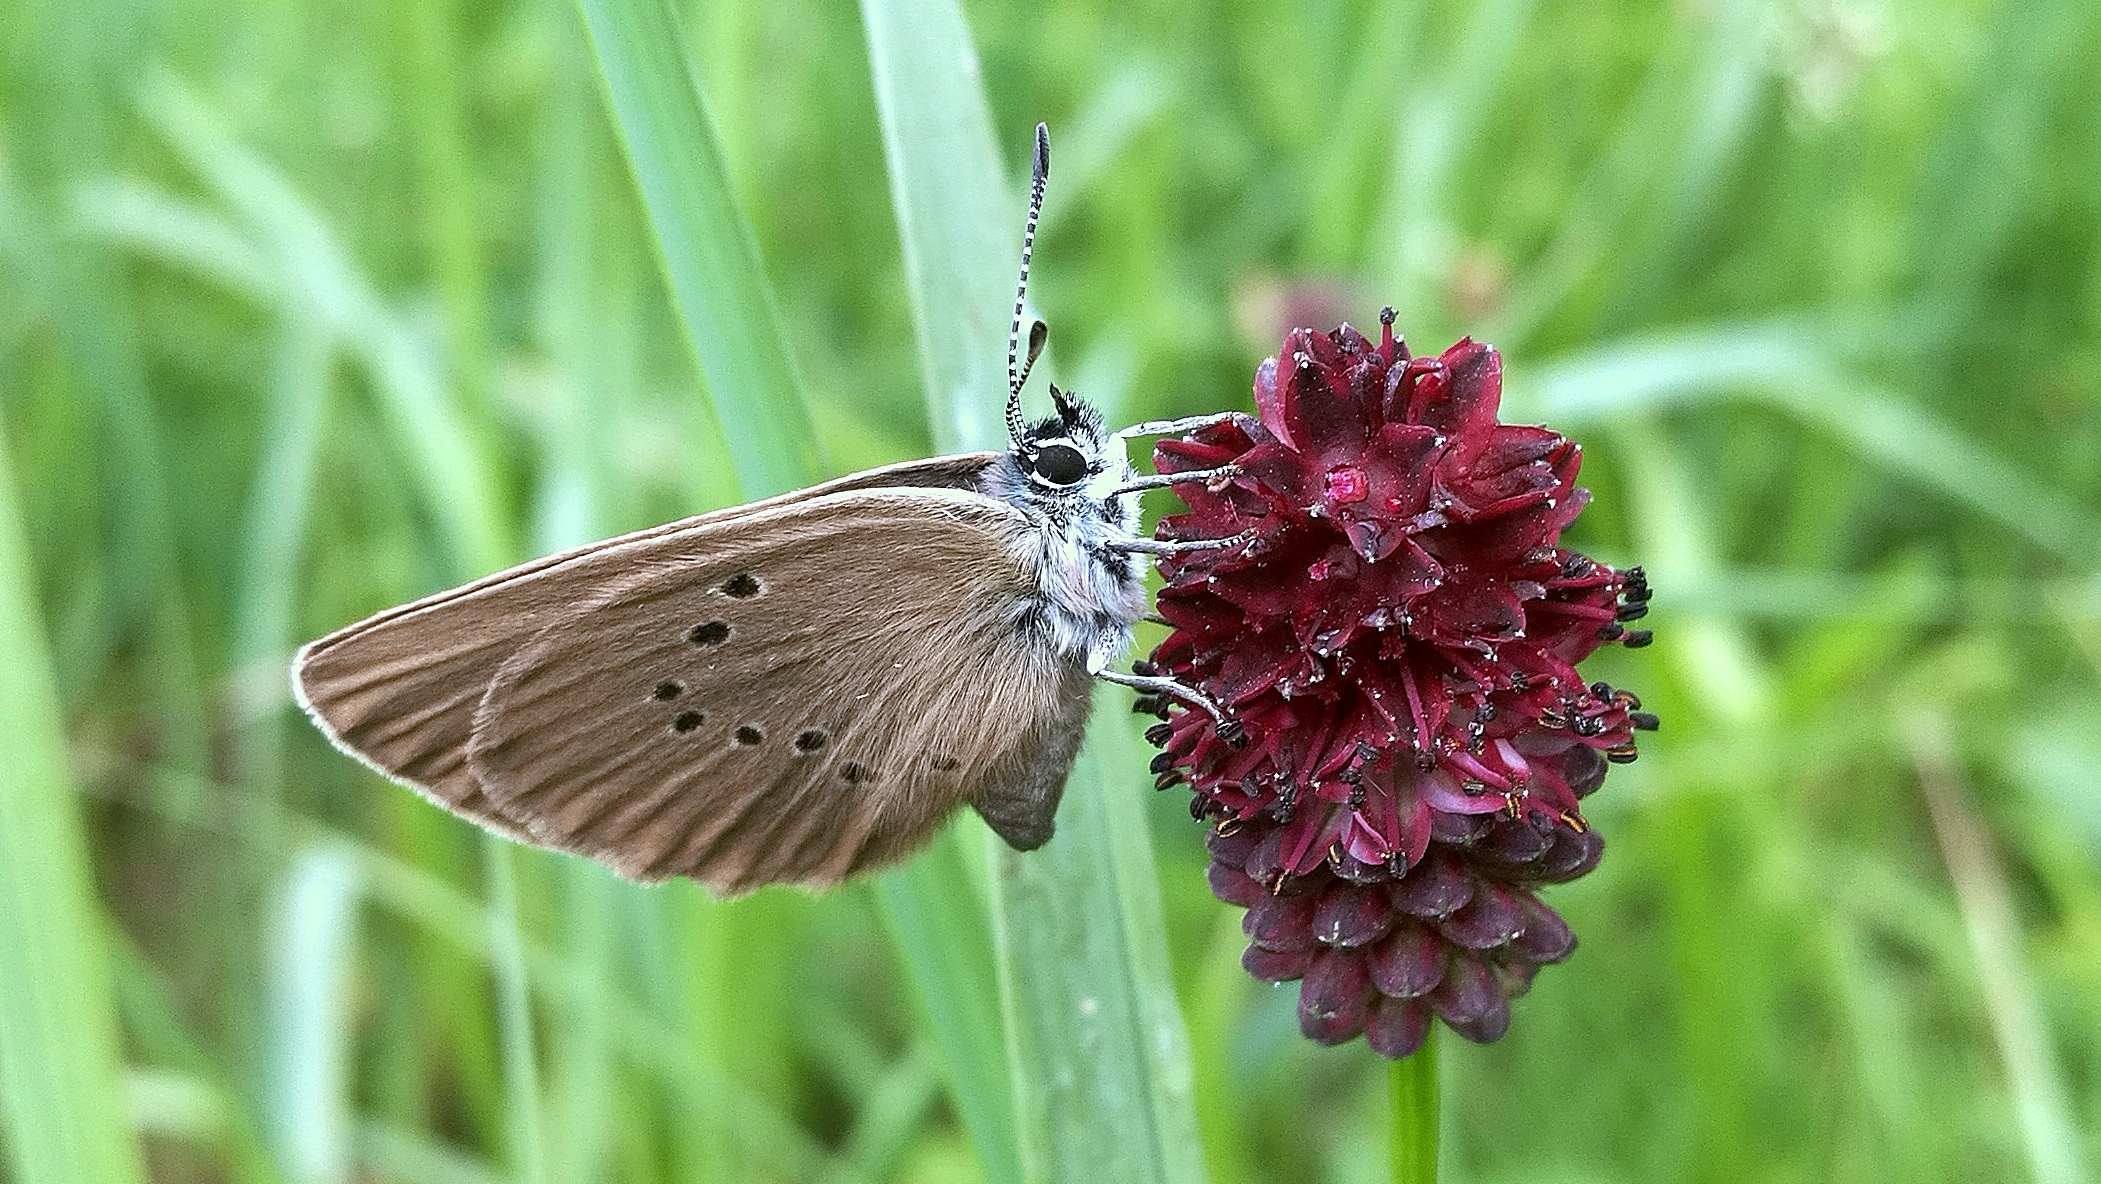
[1146,312,1655,1056]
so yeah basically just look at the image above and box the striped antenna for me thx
[1006,122,1051,448]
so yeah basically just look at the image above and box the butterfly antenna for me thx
[1006,122,1050,449]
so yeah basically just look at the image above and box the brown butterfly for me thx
[293,125,1249,894]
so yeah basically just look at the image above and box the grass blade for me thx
[572,3,1018,1176]
[0,421,149,1184]
[859,2,1206,1180]
[1911,721,2091,1184]
[572,0,821,498]
[267,845,363,1184]
[988,713,1207,1184]
[869,843,1018,1183]
[857,0,1014,451]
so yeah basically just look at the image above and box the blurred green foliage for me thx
[2,0,2098,1181]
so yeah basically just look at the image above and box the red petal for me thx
[1366,996,1432,1058]
[1368,923,1447,998]
[1298,949,1375,1044]
[1312,883,1396,948]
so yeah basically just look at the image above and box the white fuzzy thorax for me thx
[979,440,1149,675]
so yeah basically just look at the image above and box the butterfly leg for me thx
[1111,465,1241,497]
[1110,410,1255,443]
[1094,665,1247,748]
[1107,532,1253,558]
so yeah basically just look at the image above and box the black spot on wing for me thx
[689,621,730,646]
[734,725,764,745]
[721,573,761,599]
[672,711,705,733]
[794,730,827,753]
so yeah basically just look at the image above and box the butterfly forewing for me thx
[294,454,999,852]
[467,488,1070,891]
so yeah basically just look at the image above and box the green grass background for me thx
[3,0,2099,1181]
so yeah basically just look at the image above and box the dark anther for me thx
[1145,723,1174,746]
[721,573,761,599]
[1269,799,1296,824]
[930,754,960,771]
[1572,713,1605,737]
[1606,748,1640,764]
[1616,689,1644,709]
[1354,740,1378,765]
[1149,751,1175,775]
[1276,781,1299,806]
[1216,719,1249,749]
[1461,779,1487,796]
[1621,629,1654,649]
[1562,554,1595,579]
[1131,659,1159,677]
[1473,703,1496,723]
[1155,771,1184,791]
[1132,695,1165,716]
[1630,712,1661,732]
[1414,747,1438,771]
[689,621,730,646]
[734,725,763,745]
[842,762,870,784]
[672,711,704,733]
[653,681,684,701]
[794,729,828,753]
[1508,671,1531,691]
[1346,783,1367,809]
[1597,622,1625,642]
[1590,680,1613,698]
[1616,601,1649,621]
[1187,795,1208,818]
[1379,306,1397,326]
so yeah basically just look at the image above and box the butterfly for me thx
[292,124,1250,894]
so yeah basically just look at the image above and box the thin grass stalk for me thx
[858,1,1205,1180]
[483,842,551,1184]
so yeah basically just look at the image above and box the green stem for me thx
[1390,1031,1441,1184]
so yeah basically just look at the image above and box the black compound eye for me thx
[1030,443,1088,485]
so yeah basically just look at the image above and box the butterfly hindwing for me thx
[465,487,1086,891]
[293,454,999,843]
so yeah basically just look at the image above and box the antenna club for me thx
[1033,122,1050,184]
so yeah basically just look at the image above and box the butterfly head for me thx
[1014,384,1109,492]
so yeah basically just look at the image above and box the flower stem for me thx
[1389,1029,1441,1184]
